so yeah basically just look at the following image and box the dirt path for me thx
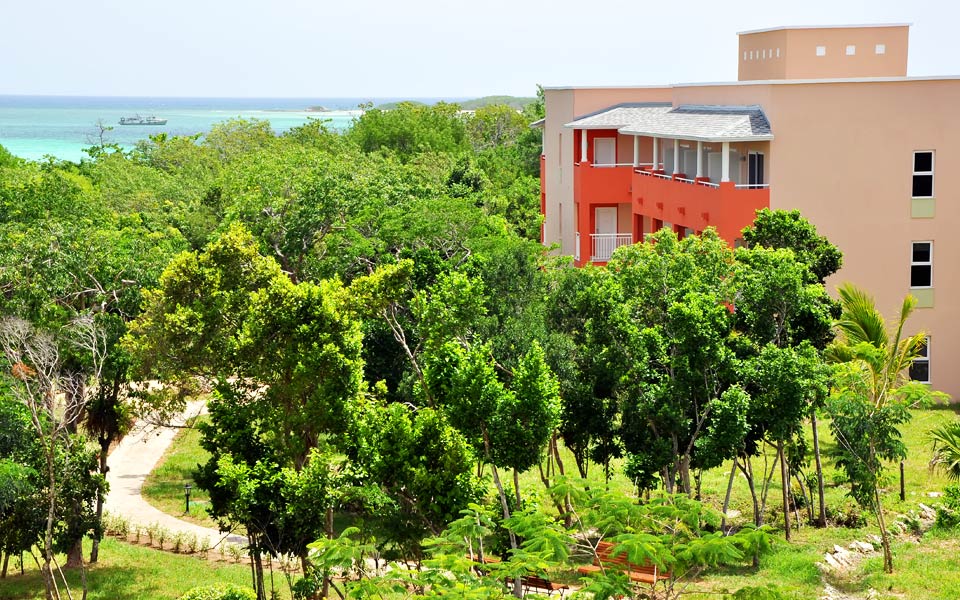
[104,400,246,548]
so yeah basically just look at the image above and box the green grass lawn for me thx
[140,416,219,529]
[0,537,289,600]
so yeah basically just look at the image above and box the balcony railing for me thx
[591,233,632,262]
[631,169,770,243]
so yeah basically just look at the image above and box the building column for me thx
[721,141,731,183]
[673,138,681,174]
[580,130,588,163]
[696,141,703,178]
[632,136,639,168]
[652,137,659,170]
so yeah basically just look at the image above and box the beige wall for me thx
[739,26,909,81]
[739,30,788,81]
[765,79,960,397]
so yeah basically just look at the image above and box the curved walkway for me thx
[104,400,246,547]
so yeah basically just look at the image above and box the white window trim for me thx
[913,150,935,198]
[816,45,826,56]
[910,240,933,289]
[875,43,886,55]
[911,336,931,384]
[846,44,856,56]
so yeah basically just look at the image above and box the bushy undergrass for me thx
[141,416,219,529]
[0,537,276,600]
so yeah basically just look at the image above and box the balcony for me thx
[631,169,770,243]
[591,233,632,262]
[573,162,634,206]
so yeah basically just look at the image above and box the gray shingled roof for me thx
[562,103,673,129]
[620,105,772,141]
[565,103,773,142]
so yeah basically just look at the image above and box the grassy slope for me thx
[140,417,219,529]
[0,537,269,600]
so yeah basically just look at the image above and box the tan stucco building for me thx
[539,24,958,396]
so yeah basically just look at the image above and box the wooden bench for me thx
[472,555,568,596]
[505,575,569,597]
[577,540,671,585]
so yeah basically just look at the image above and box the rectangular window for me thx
[776,48,781,58]
[744,51,747,61]
[911,241,932,288]
[876,43,886,55]
[909,337,930,383]
[913,151,934,197]
[846,44,856,56]
[816,45,826,56]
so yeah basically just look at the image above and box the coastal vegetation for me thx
[0,94,958,600]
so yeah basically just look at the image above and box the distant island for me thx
[375,95,536,111]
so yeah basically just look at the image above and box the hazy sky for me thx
[3,0,958,98]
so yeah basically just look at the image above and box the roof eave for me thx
[617,129,774,143]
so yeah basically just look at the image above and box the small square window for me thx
[846,45,856,56]
[816,46,826,56]
[913,151,934,198]
[876,44,886,55]
[909,337,930,383]
[911,241,933,288]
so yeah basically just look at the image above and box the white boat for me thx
[119,115,167,126]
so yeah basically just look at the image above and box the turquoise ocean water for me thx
[0,96,454,163]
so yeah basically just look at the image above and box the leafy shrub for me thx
[935,484,960,529]
[729,585,790,599]
[178,584,256,600]
[199,536,211,558]
[291,574,321,600]
[146,522,159,546]
[825,499,867,528]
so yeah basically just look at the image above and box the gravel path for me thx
[104,400,246,547]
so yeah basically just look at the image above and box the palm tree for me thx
[930,422,960,480]
[826,283,928,574]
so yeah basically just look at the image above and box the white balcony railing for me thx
[591,233,632,262]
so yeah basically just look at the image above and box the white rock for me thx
[824,553,843,569]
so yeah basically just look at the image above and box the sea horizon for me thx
[0,95,468,162]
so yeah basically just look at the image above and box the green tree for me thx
[612,229,740,495]
[740,209,842,528]
[826,283,934,573]
[930,421,960,480]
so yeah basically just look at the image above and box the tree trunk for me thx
[491,463,522,598]
[721,458,738,532]
[811,410,827,527]
[740,456,762,527]
[875,489,894,573]
[482,426,520,598]
[900,461,906,502]
[321,508,334,600]
[778,440,792,542]
[551,436,574,528]
[1,553,6,579]
[65,540,83,568]
[90,433,111,563]
[513,468,521,508]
